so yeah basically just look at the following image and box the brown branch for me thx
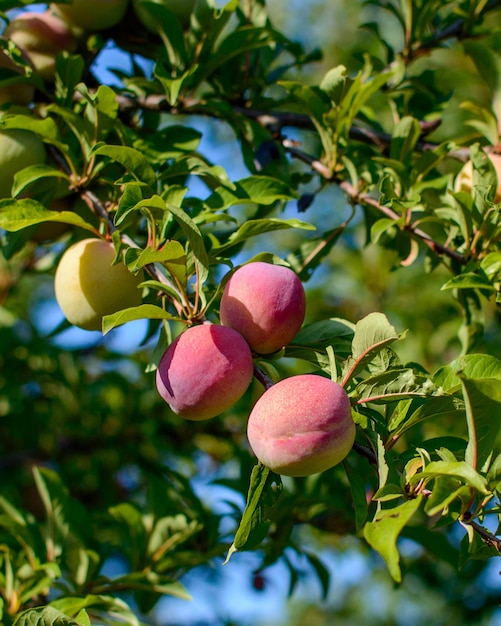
[352,441,378,466]
[341,181,467,265]
[463,518,501,553]
[410,0,501,59]
[253,364,275,390]
[280,141,467,265]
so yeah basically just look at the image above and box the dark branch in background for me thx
[109,93,453,159]
[412,0,501,58]
[464,518,501,553]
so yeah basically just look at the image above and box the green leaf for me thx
[433,353,501,393]
[390,116,422,162]
[487,452,501,490]
[11,164,70,198]
[54,52,85,107]
[13,606,79,626]
[214,217,315,254]
[342,313,401,385]
[32,466,91,555]
[0,199,97,233]
[165,155,233,188]
[140,3,187,67]
[424,476,471,517]
[388,395,464,439]
[92,144,157,187]
[50,595,140,626]
[155,64,198,106]
[206,26,287,77]
[408,460,489,494]
[343,459,369,530]
[441,272,497,292]
[205,175,297,210]
[94,571,192,600]
[279,80,334,163]
[371,218,400,245]
[363,496,422,582]
[133,125,202,160]
[319,65,347,100]
[102,305,178,335]
[0,112,59,142]
[355,368,439,404]
[224,462,282,564]
[460,374,501,472]
[480,251,501,282]
[166,202,209,285]
[127,242,187,286]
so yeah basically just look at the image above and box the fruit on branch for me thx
[54,238,144,331]
[220,262,306,354]
[247,374,355,477]
[133,0,196,32]
[0,45,34,106]
[0,128,46,198]
[455,153,501,203]
[156,323,254,421]
[4,12,76,81]
[50,0,129,32]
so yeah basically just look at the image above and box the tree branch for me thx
[282,141,468,265]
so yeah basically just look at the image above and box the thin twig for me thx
[463,518,501,552]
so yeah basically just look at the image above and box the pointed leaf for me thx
[408,460,489,494]
[342,313,401,385]
[205,175,297,210]
[364,496,422,582]
[102,305,178,335]
[13,606,79,626]
[0,199,97,233]
[224,463,282,564]
[460,375,501,472]
[215,217,315,254]
[92,144,157,187]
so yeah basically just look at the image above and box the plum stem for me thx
[253,365,274,390]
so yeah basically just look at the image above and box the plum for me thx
[54,238,143,331]
[220,262,306,354]
[156,323,254,421]
[247,374,355,476]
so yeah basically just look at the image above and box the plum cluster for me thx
[0,1,196,203]
[155,262,356,477]
[0,1,195,102]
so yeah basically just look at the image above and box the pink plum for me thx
[247,374,355,476]
[156,323,254,421]
[220,262,306,354]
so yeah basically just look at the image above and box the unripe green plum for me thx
[0,128,46,198]
[0,45,34,106]
[247,374,355,477]
[220,262,306,354]
[156,323,254,421]
[4,12,76,81]
[133,0,195,32]
[54,238,144,331]
[51,0,129,32]
[455,153,501,203]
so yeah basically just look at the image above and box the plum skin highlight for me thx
[156,324,254,421]
[220,262,306,354]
